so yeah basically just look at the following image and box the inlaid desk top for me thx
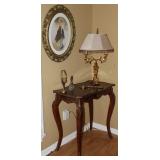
[53,80,115,99]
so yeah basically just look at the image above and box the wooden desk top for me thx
[53,80,115,99]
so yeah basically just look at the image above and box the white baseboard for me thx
[41,123,90,156]
[93,122,118,135]
[41,122,118,156]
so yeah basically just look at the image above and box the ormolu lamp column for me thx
[79,30,114,85]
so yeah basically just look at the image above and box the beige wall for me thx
[41,4,118,150]
[41,4,92,150]
[92,4,118,129]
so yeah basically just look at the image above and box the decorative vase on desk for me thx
[68,75,75,91]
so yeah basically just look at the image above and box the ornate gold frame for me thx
[42,5,76,62]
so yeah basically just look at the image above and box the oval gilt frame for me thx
[42,5,76,62]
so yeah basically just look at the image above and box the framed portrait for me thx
[42,5,76,62]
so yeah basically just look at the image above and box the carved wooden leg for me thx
[107,88,116,139]
[52,94,62,151]
[89,100,93,131]
[82,105,85,131]
[76,100,84,156]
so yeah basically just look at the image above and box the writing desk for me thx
[52,80,116,156]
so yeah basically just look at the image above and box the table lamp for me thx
[79,29,114,85]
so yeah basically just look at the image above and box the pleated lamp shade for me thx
[79,34,114,54]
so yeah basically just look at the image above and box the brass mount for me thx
[84,53,108,84]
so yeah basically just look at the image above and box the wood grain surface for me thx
[48,129,118,156]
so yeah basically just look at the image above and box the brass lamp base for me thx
[84,53,108,85]
[92,60,99,85]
